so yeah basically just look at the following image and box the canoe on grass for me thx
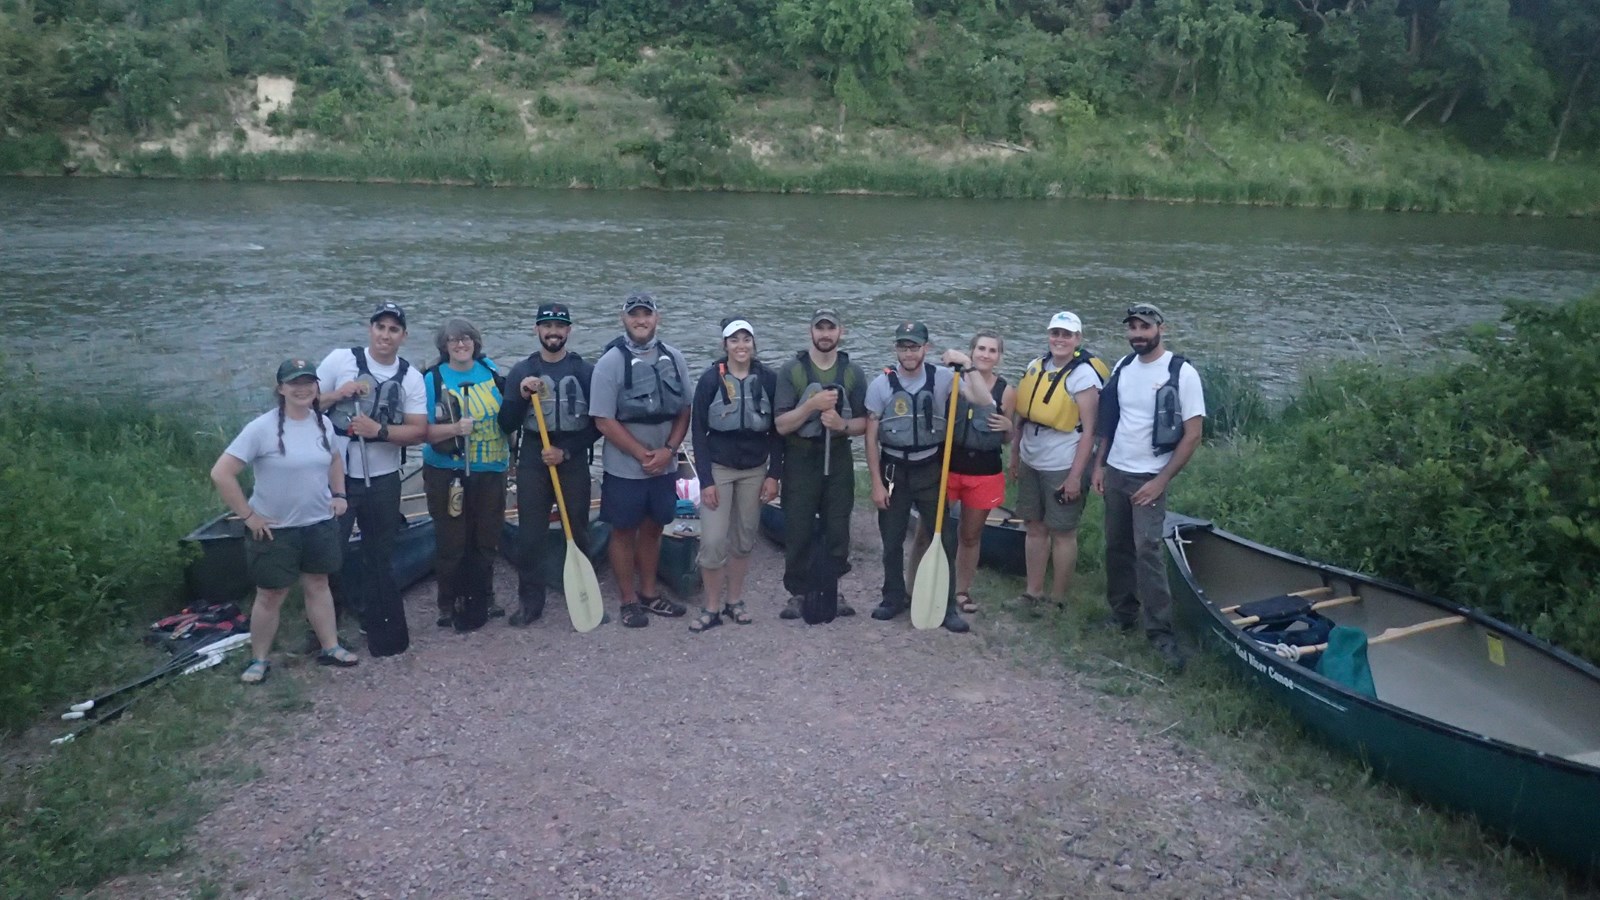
[183,467,436,604]
[1164,514,1600,876]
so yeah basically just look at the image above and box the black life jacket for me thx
[1099,352,1189,456]
[952,375,1008,452]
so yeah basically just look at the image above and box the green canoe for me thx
[1165,514,1600,876]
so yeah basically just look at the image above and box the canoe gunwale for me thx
[1166,517,1600,779]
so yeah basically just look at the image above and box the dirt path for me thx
[101,512,1315,898]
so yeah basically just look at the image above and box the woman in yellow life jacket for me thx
[1008,311,1109,612]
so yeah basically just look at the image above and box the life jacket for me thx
[704,361,773,434]
[952,375,1008,452]
[328,346,414,466]
[425,358,504,461]
[1014,348,1109,433]
[603,339,688,424]
[1099,352,1190,455]
[790,351,859,440]
[519,355,592,435]
[877,364,946,454]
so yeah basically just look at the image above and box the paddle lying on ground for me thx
[529,387,605,633]
[62,632,251,718]
[910,364,963,631]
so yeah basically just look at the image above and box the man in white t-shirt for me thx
[317,301,429,657]
[1091,303,1205,671]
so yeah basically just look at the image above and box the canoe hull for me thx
[1165,516,1600,876]
[182,513,436,604]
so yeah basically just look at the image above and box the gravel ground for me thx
[99,511,1316,899]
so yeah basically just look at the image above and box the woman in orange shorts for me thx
[941,331,1016,613]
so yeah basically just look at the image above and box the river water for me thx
[3,178,1597,413]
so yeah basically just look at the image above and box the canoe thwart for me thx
[1231,594,1361,627]
[1220,586,1332,614]
[1291,614,1468,659]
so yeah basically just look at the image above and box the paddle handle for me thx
[528,386,576,542]
[930,366,962,535]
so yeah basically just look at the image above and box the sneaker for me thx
[941,608,970,634]
[871,600,906,621]
[620,602,650,628]
[436,614,453,628]
[1152,637,1188,672]
[780,596,801,620]
[640,594,686,617]
[837,599,856,617]
[488,602,506,619]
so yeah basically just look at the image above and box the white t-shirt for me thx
[224,410,347,528]
[1105,351,1206,475]
[317,347,427,479]
[1018,361,1104,472]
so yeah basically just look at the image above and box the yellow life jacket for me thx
[1015,349,1109,433]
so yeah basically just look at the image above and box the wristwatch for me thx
[331,492,347,499]
[376,424,390,442]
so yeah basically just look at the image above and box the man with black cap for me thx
[589,292,694,628]
[1092,303,1205,670]
[863,321,970,633]
[772,307,869,620]
[497,302,600,626]
[317,301,428,657]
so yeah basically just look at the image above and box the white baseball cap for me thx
[721,318,755,339]
[1047,311,1082,333]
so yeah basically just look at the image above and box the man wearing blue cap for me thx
[589,292,694,628]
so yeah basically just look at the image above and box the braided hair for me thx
[275,389,332,456]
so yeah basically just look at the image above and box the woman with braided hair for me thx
[210,358,359,683]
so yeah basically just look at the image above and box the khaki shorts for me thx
[245,517,342,590]
[1015,462,1086,533]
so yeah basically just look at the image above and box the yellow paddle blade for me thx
[563,541,605,633]
[910,538,950,630]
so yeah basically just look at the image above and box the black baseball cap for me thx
[893,321,930,345]
[276,358,318,383]
[536,302,572,325]
[623,292,657,313]
[811,307,841,326]
[370,301,407,328]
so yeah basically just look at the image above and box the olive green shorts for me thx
[245,517,343,590]
[1015,462,1087,533]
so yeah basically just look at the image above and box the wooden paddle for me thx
[1294,615,1466,658]
[910,365,964,631]
[529,390,605,633]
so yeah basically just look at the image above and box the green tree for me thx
[628,47,737,185]
[777,0,914,118]
[1541,0,1600,159]
[1120,0,1303,114]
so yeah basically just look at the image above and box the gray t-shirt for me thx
[865,363,954,464]
[223,409,347,528]
[589,340,694,479]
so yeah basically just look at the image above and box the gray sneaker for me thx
[837,598,856,617]
[780,596,801,620]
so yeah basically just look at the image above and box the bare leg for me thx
[701,565,727,613]
[249,587,290,661]
[955,510,985,595]
[302,573,339,650]
[609,527,640,605]
[1023,520,1050,596]
[635,518,665,595]
[725,554,751,608]
[1048,529,1080,603]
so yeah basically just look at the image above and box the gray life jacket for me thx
[522,373,591,434]
[878,364,946,453]
[705,362,773,434]
[606,341,688,424]
[952,376,1008,452]
[793,351,858,440]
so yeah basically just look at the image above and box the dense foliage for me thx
[1177,293,1600,665]
[1,0,1597,174]
[0,378,219,732]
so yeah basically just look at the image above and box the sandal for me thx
[640,594,686,618]
[722,601,753,625]
[240,658,270,684]
[956,592,979,614]
[317,645,359,667]
[688,608,723,633]
[620,601,650,628]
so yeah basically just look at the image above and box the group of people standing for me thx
[209,294,1205,682]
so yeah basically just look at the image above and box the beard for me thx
[1129,332,1161,355]
[540,333,567,353]
[812,335,838,353]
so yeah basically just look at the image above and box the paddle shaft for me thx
[930,365,962,536]
[527,389,576,542]
[909,365,963,630]
[1298,615,1467,657]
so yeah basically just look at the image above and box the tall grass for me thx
[0,372,221,731]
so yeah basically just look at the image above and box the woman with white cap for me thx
[687,317,782,632]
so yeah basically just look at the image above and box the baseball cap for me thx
[370,301,406,328]
[1123,303,1165,326]
[721,318,755,339]
[623,292,658,313]
[1047,311,1083,333]
[276,358,318,383]
[892,321,930,345]
[536,302,572,324]
[810,307,840,326]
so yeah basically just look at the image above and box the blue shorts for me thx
[600,472,678,529]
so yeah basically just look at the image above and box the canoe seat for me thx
[1566,750,1600,768]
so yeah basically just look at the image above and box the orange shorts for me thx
[945,472,1005,510]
